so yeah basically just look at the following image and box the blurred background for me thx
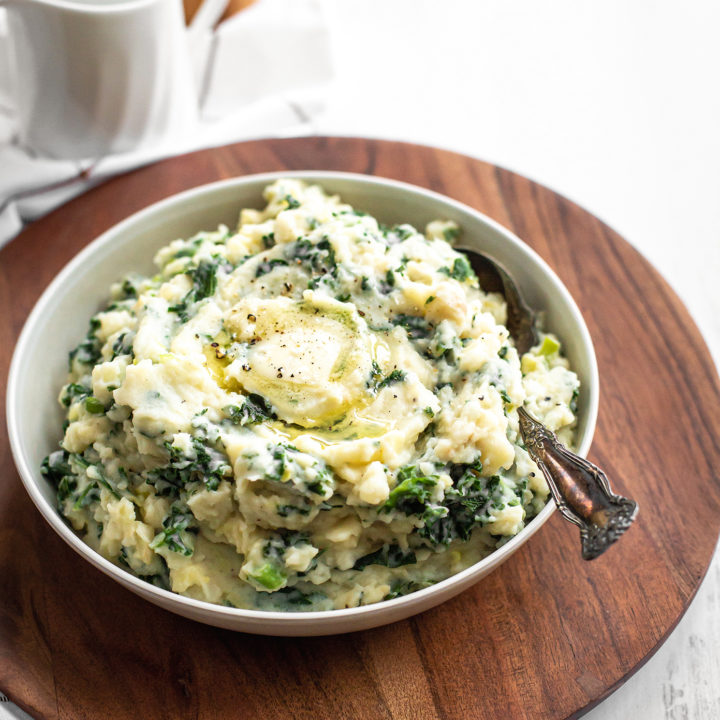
[1,0,718,717]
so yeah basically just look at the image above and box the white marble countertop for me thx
[316,0,720,717]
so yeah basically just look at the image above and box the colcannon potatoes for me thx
[42,179,580,611]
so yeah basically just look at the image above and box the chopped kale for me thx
[283,194,301,210]
[224,394,276,425]
[42,450,121,507]
[377,369,406,390]
[191,441,228,491]
[381,460,517,546]
[68,317,102,370]
[382,224,415,243]
[264,444,333,500]
[265,444,290,483]
[256,257,289,277]
[41,450,74,495]
[426,327,458,360]
[172,235,204,260]
[137,564,171,591]
[276,502,313,518]
[420,462,512,545]
[391,314,433,340]
[570,387,579,413]
[439,256,475,282]
[150,504,197,556]
[272,587,324,606]
[94,465,121,499]
[111,331,134,359]
[443,226,460,243]
[169,257,223,323]
[168,300,189,323]
[57,475,78,503]
[367,361,382,388]
[73,483,100,510]
[119,277,139,299]
[367,364,407,392]
[247,531,312,591]
[287,237,337,286]
[383,465,439,515]
[189,258,220,301]
[146,437,231,495]
[60,383,91,407]
[353,543,417,571]
[384,579,425,600]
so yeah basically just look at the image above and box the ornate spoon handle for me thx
[517,407,638,560]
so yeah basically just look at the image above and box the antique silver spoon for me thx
[460,248,638,560]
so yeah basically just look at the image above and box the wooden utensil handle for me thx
[184,0,257,25]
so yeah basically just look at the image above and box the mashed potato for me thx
[42,179,579,611]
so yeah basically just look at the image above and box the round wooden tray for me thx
[2,138,719,720]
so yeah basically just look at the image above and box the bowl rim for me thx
[6,170,599,625]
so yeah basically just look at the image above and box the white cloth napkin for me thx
[0,0,333,249]
[0,695,32,720]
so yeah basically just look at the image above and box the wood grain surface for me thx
[183,0,257,25]
[1,137,719,720]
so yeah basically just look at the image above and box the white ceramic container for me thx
[0,0,228,159]
[6,172,599,635]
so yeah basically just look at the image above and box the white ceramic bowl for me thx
[7,172,598,636]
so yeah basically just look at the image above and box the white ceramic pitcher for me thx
[0,0,228,159]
